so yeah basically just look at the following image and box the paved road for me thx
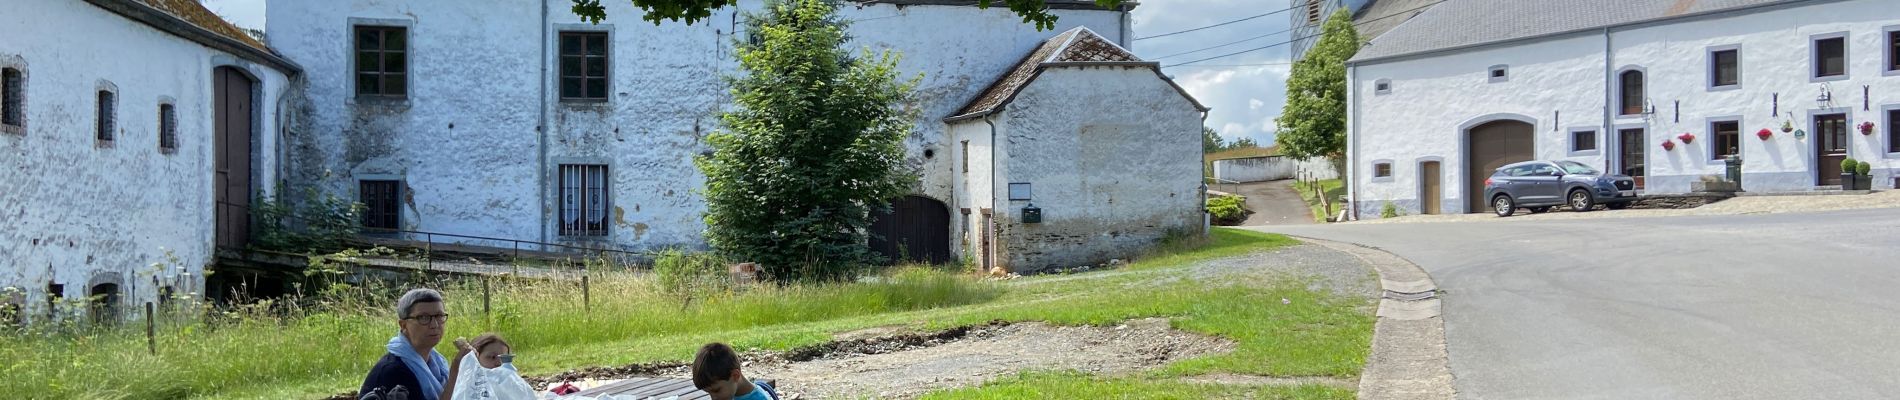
[1232,179,1316,226]
[1254,209,1900,399]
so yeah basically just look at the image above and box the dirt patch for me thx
[749,318,1233,399]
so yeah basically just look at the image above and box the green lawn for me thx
[0,229,1372,400]
[1293,179,1346,223]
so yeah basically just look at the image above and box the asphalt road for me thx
[1255,208,1900,399]
[1232,179,1316,226]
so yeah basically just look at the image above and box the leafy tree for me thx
[696,0,920,282]
[1275,8,1358,176]
[569,0,1127,31]
[1229,137,1259,149]
[1202,127,1225,153]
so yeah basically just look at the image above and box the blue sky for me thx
[198,0,1292,145]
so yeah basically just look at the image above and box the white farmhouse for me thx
[1,0,299,320]
[1346,0,1900,218]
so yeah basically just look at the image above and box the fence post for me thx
[425,233,434,271]
[581,274,590,317]
[145,302,156,356]
[482,278,491,320]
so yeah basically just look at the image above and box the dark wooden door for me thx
[1816,113,1848,186]
[1619,128,1646,189]
[869,195,952,265]
[1420,161,1441,214]
[1466,121,1534,213]
[215,67,254,249]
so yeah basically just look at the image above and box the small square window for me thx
[1815,35,1846,78]
[354,25,408,98]
[1487,65,1508,83]
[1711,48,1739,88]
[1373,163,1393,178]
[1571,130,1597,152]
[359,180,402,231]
[1711,121,1740,160]
[559,31,610,101]
[1374,79,1391,94]
[1888,30,1900,72]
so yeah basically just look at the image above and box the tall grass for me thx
[0,260,1001,400]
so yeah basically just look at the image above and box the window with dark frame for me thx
[1619,70,1644,116]
[158,103,177,152]
[96,90,114,143]
[1816,36,1846,78]
[960,140,969,173]
[1572,130,1597,152]
[560,31,610,101]
[1712,121,1739,160]
[2,67,21,130]
[559,164,610,237]
[1889,109,1900,153]
[354,25,407,98]
[359,180,401,231]
[1890,31,1900,72]
[1373,163,1392,178]
[1711,49,1739,87]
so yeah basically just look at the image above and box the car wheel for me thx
[1529,206,1551,213]
[1493,195,1516,217]
[1568,189,1595,212]
[1606,202,1630,210]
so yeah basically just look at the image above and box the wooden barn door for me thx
[214,67,254,249]
[869,195,952,265]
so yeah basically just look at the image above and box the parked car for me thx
[1483,160,1637,217]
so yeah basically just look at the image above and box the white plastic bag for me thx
[451,353,539,400]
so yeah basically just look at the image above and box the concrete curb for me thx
[1297,237,1455,400]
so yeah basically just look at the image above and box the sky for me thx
[197,0,1293,145]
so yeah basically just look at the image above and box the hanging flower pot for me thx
[1781,120,1795,133]
[1678,133,1696,144]
[1662,140,1676,151]
[1757,128,1774,140]
[1858,121,1876,135]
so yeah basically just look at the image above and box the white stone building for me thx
[1346,0,1900,218]
[1,0,298,320]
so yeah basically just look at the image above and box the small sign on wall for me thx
[1008,183,1032,201]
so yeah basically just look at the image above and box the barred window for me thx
[559,164,609,237]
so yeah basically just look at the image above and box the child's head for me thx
[470,333,512,369]
[692,342,749,400]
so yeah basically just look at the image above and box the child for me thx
[443,333,536,400]
[691,343,780,400]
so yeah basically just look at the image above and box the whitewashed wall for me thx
[1212,155,1338,182]
[1,0,290,316]
[992,66,1202,272]
[1349,0,1900,217]
[269,0,1124,252]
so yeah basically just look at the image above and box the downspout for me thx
[537,0,552,243]
[1119,6,1130,48]
[1199,110,1210,233]
[983,115,999,271]
[1347,63,1359,220]
[1602,27,1614,174]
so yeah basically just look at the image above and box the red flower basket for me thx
[1677,132,1696,144]
[1859,121,1876,135]
[1757,128,1773,140]
[1661,140,1676,151]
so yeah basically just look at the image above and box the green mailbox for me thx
[1022,203,1042,224]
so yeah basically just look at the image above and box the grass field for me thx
[1294,179,1346,223]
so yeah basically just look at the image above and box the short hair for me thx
[471,333,509,354]
[396,288,443,320]
[692,342,741,389]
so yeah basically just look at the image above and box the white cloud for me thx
[1248,98,1265,110]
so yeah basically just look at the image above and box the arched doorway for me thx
[1466,120,1534,213]
[869,195,952,265]
[214,66,255,249]
[89,283,121,324]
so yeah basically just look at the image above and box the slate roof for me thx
[1352,0,1801,63]
[947,26,1204,122]
[1350,0,1439,44]
[131,0,270,51]
[84,0,298,72]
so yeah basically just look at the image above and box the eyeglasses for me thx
[404,313,450,326]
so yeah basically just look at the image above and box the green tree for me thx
[1202,127,1225,153]
[1229,137,1259,149]
[569,0,1127,31]
[1275,8,1358,176]
[696,0,920,282]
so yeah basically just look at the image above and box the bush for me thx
[1206,195,1249,225]
[1842,158,1859,175]
[1857,160,1872,176]
[1380,202,1404,218]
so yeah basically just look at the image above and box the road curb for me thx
[1296,237,1455,400]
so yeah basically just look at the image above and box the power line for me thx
[1134,2,1304,41]
[1150,27,1296,60]
[1166,63,1294,69]
[1164,0,1447,68]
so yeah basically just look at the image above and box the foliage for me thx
[1275,8,1359,165]
[1843,157,1859,175]
[698,0,920,282]
[1206,195,1249,226]
[1856,160,1872,176]
[1294,179,1345,223]
[1201,126,1225,153]
[254,187,366,254]
[569,0,1129,31]
[651,250,734,308]
[1380,201,1403,218]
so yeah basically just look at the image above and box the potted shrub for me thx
[1857,160,1874,190]
[1757,128,1774,140]
[1841,157,1860,190]
[1860,121,1877,136]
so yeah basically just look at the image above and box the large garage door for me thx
[1466,120,1534,213]
[868,195,953,265]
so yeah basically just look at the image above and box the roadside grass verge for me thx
[1294,179,1346,222]
[918,371,1354,400]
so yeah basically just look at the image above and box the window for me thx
[1815,35,1846,79]
[960,140,969,173]
[1710,48,1739,88]
[559,164,609,237]
[1889,30,1900,73]
[559,31,609,101]
[1305,0,1322,26]
[158,103,177,153]
[2,67,21,133]
[1557,161,1600,175]
[1374,79,1391,94]
[359,180,401,230]
[1373,162,1392,178]
[96,90,115,143]
[354,25,407,98]
[1528,163,1561,176]
[1487,65,1508,83]
[1711,120,1740,160]
[1619,70,1645,116]
[1889,109,1900,153]
[1571,130,1597,152]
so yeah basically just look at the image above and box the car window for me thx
[1557,161,1600,175]
[1497,166,1526,176]
[1528,164,1560,176]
